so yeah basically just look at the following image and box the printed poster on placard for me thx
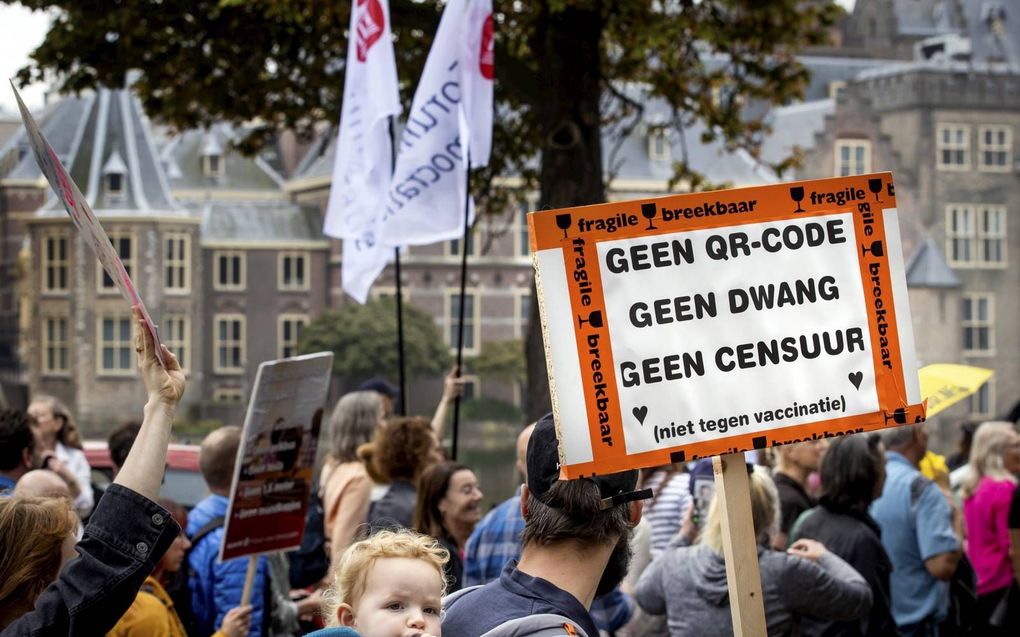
[529,173,925,479]
[220,352,333,561]
[10,83,165,366]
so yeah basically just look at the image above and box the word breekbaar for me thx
[620,326,867,387]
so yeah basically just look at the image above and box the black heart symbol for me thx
[848,372,863,390]
[632,406,648,425]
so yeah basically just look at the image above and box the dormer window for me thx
[102,150,128,201]
[200,131,225,178]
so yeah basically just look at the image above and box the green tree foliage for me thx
[298,297,451,383]
[472,339,525,382]
[9,0,841,418]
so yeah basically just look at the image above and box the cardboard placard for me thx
[10,82,165,367]
[220,352,333,561]
[530,173,925,479]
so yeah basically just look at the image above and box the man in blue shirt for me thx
[464,423,635,632]
[0,409,34,495]
[445,414,650,636]
[871,424,962,637]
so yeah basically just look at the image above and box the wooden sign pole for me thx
[713,453,767,636]
[240,556,258,606]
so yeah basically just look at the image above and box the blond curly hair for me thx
[325,529,450,626]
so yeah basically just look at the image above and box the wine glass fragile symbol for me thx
[641,203,658,230]
[868,178,883,203]
[790,186,805,213]
[556,213,571,239]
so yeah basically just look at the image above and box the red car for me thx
[84,441,209,509]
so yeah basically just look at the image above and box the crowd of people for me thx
[0,313,1018,637]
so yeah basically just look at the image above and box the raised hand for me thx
[133,305,185,408]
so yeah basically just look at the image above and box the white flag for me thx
[324,0,401,301]
[377,0,494,247]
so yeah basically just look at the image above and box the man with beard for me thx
[443,413,649,636]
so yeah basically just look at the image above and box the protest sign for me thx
[220,352,333,562]
[10,82,165,367]
[530,172,924,479]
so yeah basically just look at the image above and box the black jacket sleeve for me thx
[0,484,180,637]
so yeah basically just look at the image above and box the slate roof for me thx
[905,236,962,288]
[160,122,284,191]
[759,99,834,167]
[2,89,187,217]
[196,199,324,244]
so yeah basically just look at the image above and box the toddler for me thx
[309,529,449,637]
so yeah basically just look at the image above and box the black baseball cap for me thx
[527,413,652,511]
[357,378,399,399]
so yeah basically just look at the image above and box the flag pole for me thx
[388,117,407,416]
[451,150,471,460]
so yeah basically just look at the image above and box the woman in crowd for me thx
[321,391,384,569]
[109,499,251,637]
[413,461,484,593]
[27,395,93,517]
[640,463,692,558]
[363,416,440,533]
[960,420,1020,634]
[792,434,895,636]
[0,305,185,635]
[636,466,872,636]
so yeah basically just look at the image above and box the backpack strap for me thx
[444,586,588,637]
[479,614,589,637]
[190,515,226,545]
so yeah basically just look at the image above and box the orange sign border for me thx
[530,172,926,479]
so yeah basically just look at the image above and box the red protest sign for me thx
[220,352,333,561]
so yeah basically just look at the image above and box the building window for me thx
[213,250,246,291]
[834,139,871,176]
[514,290,531,339]
[213,387,244,403]
[370,286,409,303]
[278,252,310,291]
[164,315,189,371]
[41,233,69,293]
[41,317,69,374]
[98,316,133,374]
[968,381,994,418]
[214,314,246,374]
[107,173,123,194]
[516,199,534,258]
[446,290,480,355]
[648,130,671,162]
[278,314,308,359]
[447,230,478,258]
[459,374,479,401]
[978,125,1011,171]
[164,233,191,293]
[203,154,222,178]
[937,124,970,170]
[946,204,1007,267]
[962,294,993,355]
[98,232,134,292]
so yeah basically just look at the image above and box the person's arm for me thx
[917,483,962,581]
[634,550,668,616]
[783,539,872,622]
[211,606,253,637]
[0,307,184,637]
[114,306,185,501]
[327,471,372,565]
[430,366,464,440]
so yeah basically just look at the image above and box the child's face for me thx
[341,557,443,637]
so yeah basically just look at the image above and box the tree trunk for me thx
[525,5,606,423]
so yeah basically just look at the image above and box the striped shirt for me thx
[643,470,692,558]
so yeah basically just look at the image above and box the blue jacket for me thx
[187,494,269,637]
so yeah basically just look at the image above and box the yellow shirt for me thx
[107,576,187,637]
[107,576,228,637]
